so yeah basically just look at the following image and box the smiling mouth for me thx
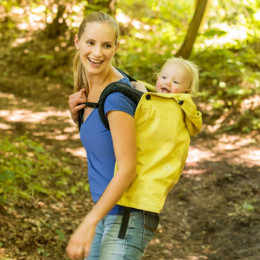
[88,58,104,65]
[161,87,170,93]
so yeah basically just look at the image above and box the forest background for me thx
[0,0,259,259]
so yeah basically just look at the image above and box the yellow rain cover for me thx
[116,92,202,213]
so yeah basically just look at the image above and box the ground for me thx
[0,66,259,260]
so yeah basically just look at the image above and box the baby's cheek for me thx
[155,81,161,92]
[171,88,180,94]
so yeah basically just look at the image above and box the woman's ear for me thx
[74,34,79,50]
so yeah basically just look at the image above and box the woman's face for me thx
[75,22,118,76]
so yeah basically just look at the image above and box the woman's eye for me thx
[86,41,94,46]
[173,80,179,84]
[162,76,167,79]
[104,44,112,49]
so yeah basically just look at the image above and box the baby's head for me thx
[155,57,199,96]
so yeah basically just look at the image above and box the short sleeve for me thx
[104,92,136,118]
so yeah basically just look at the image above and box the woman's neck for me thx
[86,66,123,101]
[87,67,121,90]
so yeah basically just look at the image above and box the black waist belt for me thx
[118,207,159,239]
[118,207,131,239]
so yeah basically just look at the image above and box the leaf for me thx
[37,54,54,60]
[32,185,51,195]
[55,229,65,241]
[0,169,15,182]
[17,190,31,200]
[204,28,227,38]
[63,168,72,175]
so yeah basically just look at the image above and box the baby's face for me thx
[156,63,191,94]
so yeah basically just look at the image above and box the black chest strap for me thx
[83,102,98,108]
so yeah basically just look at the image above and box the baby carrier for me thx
[78,73,202,238]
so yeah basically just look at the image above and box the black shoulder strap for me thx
[98,82,143,130]
[116,68,137,82]
[78,71,140,131]
[78,109,84,130]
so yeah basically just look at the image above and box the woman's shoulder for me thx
[105,91,135,106]
[104,91,137,116]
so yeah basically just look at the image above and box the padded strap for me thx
[98,82,143,130]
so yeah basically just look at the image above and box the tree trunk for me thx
[44,5,67,39]
[87,0,116,16]
[175,0,209,59]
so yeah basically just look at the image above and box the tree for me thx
[44,4,67,39]
[175,0,209,59]
[43,0,116,39]
[86,0,116,16]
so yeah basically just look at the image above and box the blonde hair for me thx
[160,57,200,96]
[73,12,120,93]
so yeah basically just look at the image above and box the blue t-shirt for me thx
[80,76,136,214]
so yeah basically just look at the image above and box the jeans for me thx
[85,210,159,260]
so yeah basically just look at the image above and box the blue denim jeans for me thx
[85,210,159,260]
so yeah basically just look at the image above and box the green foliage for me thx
[193,42,260,133]
[117,0,194,22]
[203,28,227,38]
[115,0,195,82]
[84,0,113,15]
[0,134,74,204]
[4,38,74,85]
[1,0,259,133]
[117,37,170,83]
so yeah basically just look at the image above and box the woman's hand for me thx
[68,88,87,124]
[131,81,147,93]
[66,214,98,259]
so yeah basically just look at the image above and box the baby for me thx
[133,57,199,96]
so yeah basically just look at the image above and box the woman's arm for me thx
[91,109,137,213]
[68,88,88,124]
[66,110,137,259]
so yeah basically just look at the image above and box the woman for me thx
[66,12,159,260]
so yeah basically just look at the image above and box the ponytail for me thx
[73,52,89,94]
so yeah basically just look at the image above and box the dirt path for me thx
[0,85,259,259]
[145,136,260,260]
